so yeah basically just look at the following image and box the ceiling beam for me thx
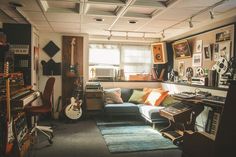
[135,0,181,31]
[132,0,166,8]
[87,0,126,6]
[108,0,137,30]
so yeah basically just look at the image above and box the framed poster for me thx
[203,44,211,60]
[172,40,191,59]
[216,30,230,42]
[196,40,203,53]
[192,53,202,67]
[178,61,185,76]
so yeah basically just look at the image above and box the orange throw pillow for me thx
[144,88,169,106]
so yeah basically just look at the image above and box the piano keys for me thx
[11,90,41,109]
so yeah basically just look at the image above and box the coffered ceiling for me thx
[0,0,236,41]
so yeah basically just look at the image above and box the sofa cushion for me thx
[128,90,149,104]
[144,88,169,106]
[104,88,123,104]
[139,105,165,121]
[120,88,133,102]
[104,102,139,114]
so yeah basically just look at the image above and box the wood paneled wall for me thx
[62,36,83,107]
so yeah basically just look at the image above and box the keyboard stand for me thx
[160,103,204,145]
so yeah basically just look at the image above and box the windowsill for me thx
[88,80,163,82]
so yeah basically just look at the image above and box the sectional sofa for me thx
[103,88,171,128]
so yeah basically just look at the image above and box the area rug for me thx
[97,122,178,153]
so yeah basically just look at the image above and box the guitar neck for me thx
[70,38,76,65]
[4,62,11,121]
[6,78,11,121]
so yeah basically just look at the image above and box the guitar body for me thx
[65,97,82,120]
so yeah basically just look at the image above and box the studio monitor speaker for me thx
[151,42,168,64]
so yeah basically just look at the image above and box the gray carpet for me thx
[28,118,182,157]
[98,122,178,153]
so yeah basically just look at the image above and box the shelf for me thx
[162,81,228,91]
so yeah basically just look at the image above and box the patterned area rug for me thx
[97,122,178,153]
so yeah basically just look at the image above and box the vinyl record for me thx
[196,67,204,77]
[213,57,228,75]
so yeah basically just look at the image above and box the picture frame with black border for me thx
[172,39,192,59]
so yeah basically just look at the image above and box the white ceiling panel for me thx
[127,7,156,15]
[45,12,81,22]
[24,11,46,21]
[47,1,76,9]
[50,22,80,28]
[214,0,236,13]
[0,0,235,41]
[174,0,220,9]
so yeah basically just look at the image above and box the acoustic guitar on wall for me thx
[67,38,76,77]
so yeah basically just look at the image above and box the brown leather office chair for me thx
[26,77,55,144]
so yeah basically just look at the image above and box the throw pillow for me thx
[144,88,169,106]
[128,90,149,104]
[161,95,180,107]
[104,88,123,104]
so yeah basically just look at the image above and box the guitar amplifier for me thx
[13,112,28,149]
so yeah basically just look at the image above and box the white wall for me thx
[39,32,62,113]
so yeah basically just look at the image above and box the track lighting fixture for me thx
[161,30,165,38]
[209,9,214,19]
[189,17,193,28]
[107,30,112,40]
[142,33,145,40]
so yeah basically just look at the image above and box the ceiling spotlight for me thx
[189,17,193,28]
[126,32,128,40]
[94,18,104,22]
[128,20,137,24]
[161,30,165,38]
[107,30,112,40]
[209,9,214,19]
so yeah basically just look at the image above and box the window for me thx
[121,45,151,79]
[88,43,152,81]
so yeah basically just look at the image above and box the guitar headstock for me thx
[4,61,9,78]
[71,38,76,46]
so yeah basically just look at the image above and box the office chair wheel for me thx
[48,139,53,144]
[49,132,54,138]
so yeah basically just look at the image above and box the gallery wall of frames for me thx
[171,24,235,88]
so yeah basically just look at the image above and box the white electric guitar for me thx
[65,97,82,120]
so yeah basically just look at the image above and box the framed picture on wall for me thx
[216,30,230,42]
[203,44,211,60]
[192,53,202,67]
[172,40,191,59]
[219,41,231,60]
[195,40,203,53]
[178,61,185,76]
